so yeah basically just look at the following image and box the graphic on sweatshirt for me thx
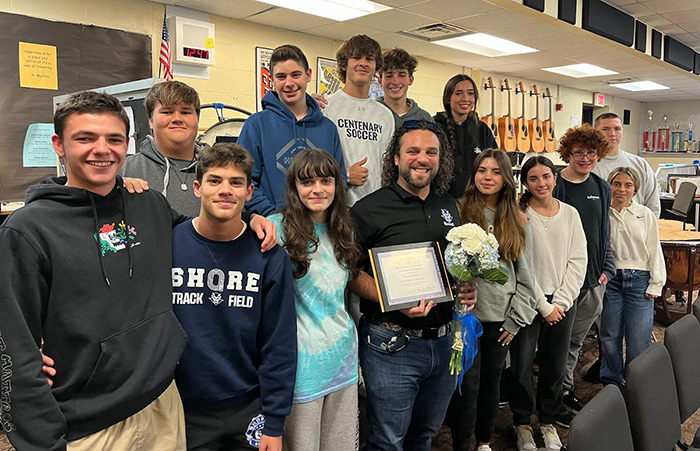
[94,221,138,255]
[276,137,317,173]
[246,414,266,448]
[0,331,16,433]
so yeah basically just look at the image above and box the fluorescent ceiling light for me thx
[434,33,539,57]
[609,80,670,91]
[542,63,618,78]
[256,0,391,21]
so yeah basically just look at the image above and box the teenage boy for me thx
[323,34,395,206]
[121,80,205,217]
[171,142,296,451]
[552,124,616,427]
[348,121,477,450]
[377,48,433,128]
[593,112,660,217]
[238,44,345,216]
[0,91,188,450]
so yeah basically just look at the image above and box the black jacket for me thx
[0,176,187,450]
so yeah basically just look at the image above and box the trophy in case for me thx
[671,117,683,152]
[658,114,670,151]
[687,116,695,153]
[643,110,653,151]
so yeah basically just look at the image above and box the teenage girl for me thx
[268,148,361,451]
[600,167,665,386]
[508,156,587,451]
[434,74,498,199]
[443,149,538,451]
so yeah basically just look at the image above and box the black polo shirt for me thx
[350,180,461,329]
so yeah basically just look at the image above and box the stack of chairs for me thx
[569,316,700,451]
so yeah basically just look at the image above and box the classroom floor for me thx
[2,321,699,451]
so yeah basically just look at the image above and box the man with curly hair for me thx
[322,34,395,206]
[552,124,616,428]
[348,120,476,450]
[377,48,433,128]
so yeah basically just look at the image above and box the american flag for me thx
[159,15,173,81]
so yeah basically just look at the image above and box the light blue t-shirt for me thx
[269,214,358,403]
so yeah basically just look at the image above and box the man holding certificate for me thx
[348,120,477,450]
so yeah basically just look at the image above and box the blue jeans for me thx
[359,319,457,451]
[600,269,653,386]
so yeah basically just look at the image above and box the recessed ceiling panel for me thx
[246,8,335,31]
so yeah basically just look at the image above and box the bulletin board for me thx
[0,11,152,201]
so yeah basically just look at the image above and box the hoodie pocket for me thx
[74,310,188,415]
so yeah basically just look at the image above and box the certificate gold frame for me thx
[369,241,454,312]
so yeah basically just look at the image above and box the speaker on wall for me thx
[559,0,576,25]
[623,110,631,126]
[524,0,545,12]
[651,29,662,59]
[635,21,646,53]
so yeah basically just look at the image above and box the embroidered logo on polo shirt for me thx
[246,414,266,447]
[441,209,455,226]
[587,195,600,200]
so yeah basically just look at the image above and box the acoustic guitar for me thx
[529,84,545,153]
[497,79,517,152]
[515,82,531,152]
[543,87,557,153]
[481,76,501,149]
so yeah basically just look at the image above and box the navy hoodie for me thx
[238,91,346,216]
[0,176,188,450]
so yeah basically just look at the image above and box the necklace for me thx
[533,199,557,231]
[168,155,196,191]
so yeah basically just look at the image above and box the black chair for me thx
[624,343,700,451]
[568,385,634,451]
[667,182,698,230]
[665,314,700,448]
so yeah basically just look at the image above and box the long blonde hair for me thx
[459,149,526,262]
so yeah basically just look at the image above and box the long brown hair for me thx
[460,149,526,262]
[440,74,480,155]
[518,156,557,211]
[281,149,360,279]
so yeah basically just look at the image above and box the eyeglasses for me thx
[571,151,598,160]
[403,120,440,133]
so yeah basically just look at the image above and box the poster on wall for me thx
[256,46,274,112]
[317,57,342,96]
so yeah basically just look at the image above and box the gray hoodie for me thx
[378,97,434,128]
[121,136,207,217]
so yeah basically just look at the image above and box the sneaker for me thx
[513,425,537,451]
[554,410,573,429]
[541,424,563,450]
[476,446,493,451]
[563,389,586,413]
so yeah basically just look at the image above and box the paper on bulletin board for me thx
[19,42,58,90]
[125,106,136,155]
[23,123,57,167]
[571,114,580,127]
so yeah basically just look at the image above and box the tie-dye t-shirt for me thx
[269,214,358,403]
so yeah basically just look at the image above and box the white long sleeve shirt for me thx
[526,202,588,316]
[609,201,666,296]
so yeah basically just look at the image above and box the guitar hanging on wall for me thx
[515,82,531,152]
[481,76,501,149]
[529,84,545,153]
[543,87,557,153]
[497,79,516,152]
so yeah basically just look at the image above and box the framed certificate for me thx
[369,241,454,312]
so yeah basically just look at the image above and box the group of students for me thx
[0,31,667,451]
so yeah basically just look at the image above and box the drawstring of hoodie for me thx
[89,188,134,286]
[119,188,134,279]
[89,194,111,286]
[162,157,171,197]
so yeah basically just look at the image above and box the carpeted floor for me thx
[2,320,699,451]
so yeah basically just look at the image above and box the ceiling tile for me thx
[302,23,387,42]
[182,0,270,19]
[451,9,538,33]
[619,3,657,17]
[347,10,433,33]
[664,9,700,24]
[644,0,700,14]
[640,15,672,27]
[402,0,500,22]
[246,8,335,31]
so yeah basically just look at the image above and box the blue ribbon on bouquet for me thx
[453,309,483,394]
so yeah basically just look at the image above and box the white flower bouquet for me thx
[445,223,508,381]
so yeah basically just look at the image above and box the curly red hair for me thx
[557,123,609,163]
